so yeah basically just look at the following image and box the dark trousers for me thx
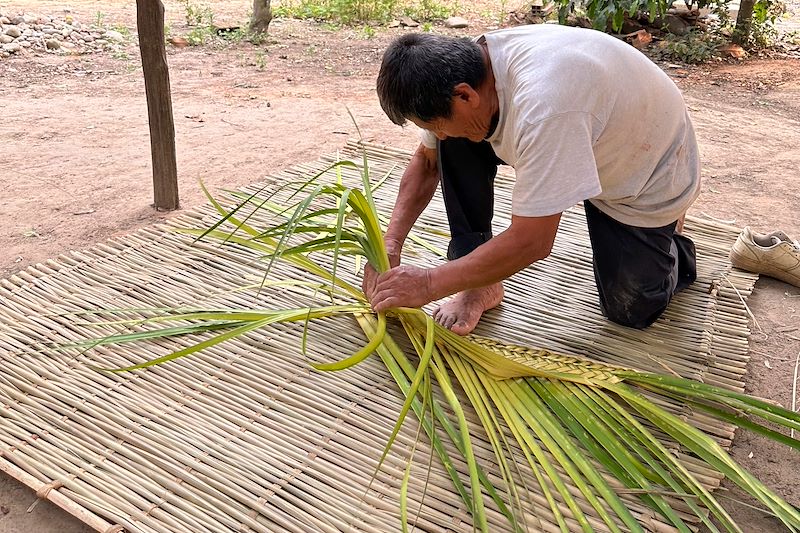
[437,137,697,330]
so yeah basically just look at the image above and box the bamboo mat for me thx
[0,141,758,533]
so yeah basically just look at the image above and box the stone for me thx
[22,14,36,24]
[46,38,60,49]
[73,22,82,31]
[0,35,12,44]
[444,16,469,28]
[654,14,691,35]
[12,15,24,25]
[620,18,643,34]
[103,29,124,41]
[43,28,59,35]
[627,29,652,49]
[61,27,72,37]
[718,43,746,58]
[18,40,31,47]
[399,16,418,27]
[0,16,10,24]
[3,42,21,52]
[388,19,401,28]
[82,34,94,42]
[4,25,21,38]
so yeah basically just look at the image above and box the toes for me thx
[451,320,476,336]
[442,314,457,329]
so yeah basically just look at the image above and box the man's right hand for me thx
[362,142,439,301]
[362,238,402,300]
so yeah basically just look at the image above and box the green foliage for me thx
[555,0,670,31]
[695,0,785,49]
[655,30,724,63]
[111,49,130,61]
[248,30,271,45]
[218,27,249,43]
[255,50,269,69]
[274,0,456,24]
[178,0,215,27]
[174,0,218,47]
[186,25,215,46]
[403,0,456,22]
[747,0,783,48]
[275,0,400,23]
[94,11,106,28]
[361,24,377,38]
[112,24,132,38]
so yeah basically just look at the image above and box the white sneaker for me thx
[729,226,800,288]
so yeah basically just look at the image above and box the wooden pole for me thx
[137,0,179,210]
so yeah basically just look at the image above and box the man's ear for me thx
[452,83,480,108]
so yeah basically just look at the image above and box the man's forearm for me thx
[384,144,439,253]
[428,214,562,299]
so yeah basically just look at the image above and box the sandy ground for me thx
[1,0,799,531]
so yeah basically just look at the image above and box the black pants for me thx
[437,137,697,330]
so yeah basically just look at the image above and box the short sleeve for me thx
[511,112,603,217]
[418,128,437,150]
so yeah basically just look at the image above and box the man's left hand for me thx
[370,265,435,313]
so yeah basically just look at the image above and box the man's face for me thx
[411,115,483,143]
[409,88,488,143]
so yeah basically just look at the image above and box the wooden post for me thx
[137,0,179,210]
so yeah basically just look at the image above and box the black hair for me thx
[376,33,486,126]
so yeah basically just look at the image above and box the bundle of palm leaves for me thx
[76,150,799,533]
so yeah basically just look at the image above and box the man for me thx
[363,25,700,335]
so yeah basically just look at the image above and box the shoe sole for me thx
[730,250,800,288]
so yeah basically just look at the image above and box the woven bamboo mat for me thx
[0,141,758,532]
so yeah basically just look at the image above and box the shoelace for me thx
[772,236,800,252]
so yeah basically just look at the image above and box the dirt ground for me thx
[1,0,799,531]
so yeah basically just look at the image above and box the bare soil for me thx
[1,1,799,531]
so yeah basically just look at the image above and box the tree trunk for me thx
[250,0,272,33]
[732,0,756,45]
[137,0,179,211]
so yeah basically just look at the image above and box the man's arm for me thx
[363,143,439,296]
[383,143,440,258]
[370,213,562,311]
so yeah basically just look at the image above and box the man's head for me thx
[377,33,489,140]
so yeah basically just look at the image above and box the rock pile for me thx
[1,10,127,58]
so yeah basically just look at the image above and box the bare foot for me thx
[432,283,504,336]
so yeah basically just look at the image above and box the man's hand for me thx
[370,265,435,313]
[362,238,402,299]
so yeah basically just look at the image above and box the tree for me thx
[732,0,756,45]
[250,0,272,33]
[136,0,179,210]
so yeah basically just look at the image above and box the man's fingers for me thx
[371,292,397,313]
[361,264,380,299]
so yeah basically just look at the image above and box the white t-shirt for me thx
[419,25,700,228]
